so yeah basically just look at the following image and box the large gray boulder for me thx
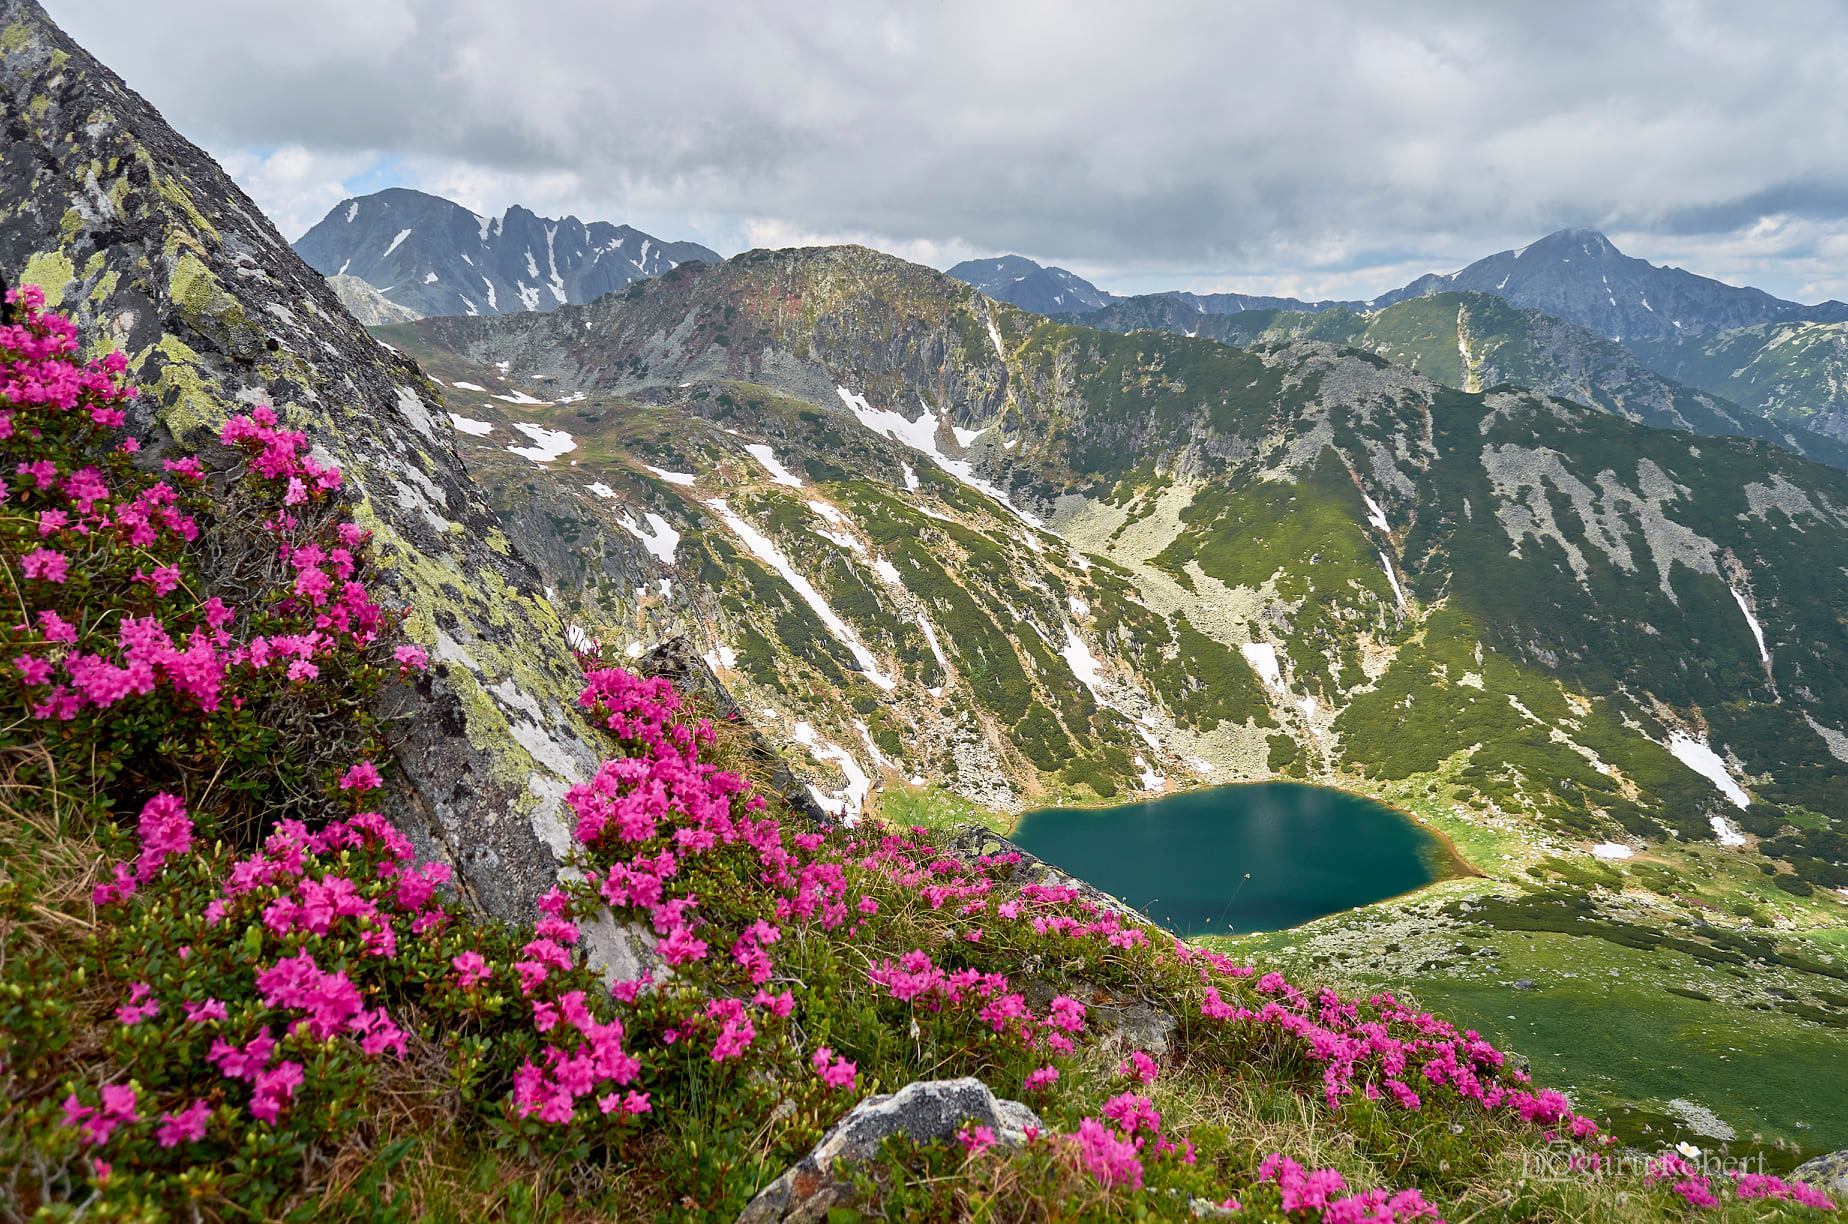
[738,1078,1042,1223]
[0,0,607,921]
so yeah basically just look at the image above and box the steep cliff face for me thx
[0,0,606,921]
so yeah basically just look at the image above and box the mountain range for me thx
[956,232,1848,449]
[293,186,719,319]
[954,227,1848,338]
[391,244,1848,871]
[1078,289,1848,468]
[370,245,1848,1145]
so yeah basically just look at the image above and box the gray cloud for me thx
[42,0,1848,300]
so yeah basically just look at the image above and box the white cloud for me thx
[42,0,1848,301]
[215,145,380,243]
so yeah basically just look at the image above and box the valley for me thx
[370,246,1848,1154]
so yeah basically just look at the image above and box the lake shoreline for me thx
[1010,780,1466,937]
[1008,775,1485,878]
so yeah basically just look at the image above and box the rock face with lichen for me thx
[0,0,607,921]
[737,1078,1044,1223]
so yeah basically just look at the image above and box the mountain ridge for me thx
[950,228,1848,339]
[1076,288,1848,469]
[293,185,720,318]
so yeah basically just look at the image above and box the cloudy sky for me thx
[46,0,1848,302]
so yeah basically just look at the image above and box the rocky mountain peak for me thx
[946,253,1113,314]
[294,186,721,319]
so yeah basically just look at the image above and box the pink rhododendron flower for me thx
[62,1084,139,1146]
[115,981,160,1026]
[20,547,68,583]
[957,1124,996,1156]
[452,950,491,988]
[1073,1117,1143,1190]
[1024,1065,1060,1093]
[156,1099,212,1149]
[183,998,228,1024]
[339,760,383,792]
[810,1045,857,1090]
[1118,1050,1159,1085]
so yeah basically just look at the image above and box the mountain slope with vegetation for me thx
[1632,320,1848,444]
[2,282,1838,1222]
[412,246,1848,863]
[1078,290,1848,468]
[389,245,1848,1149]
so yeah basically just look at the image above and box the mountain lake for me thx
[1009,782,1459,935]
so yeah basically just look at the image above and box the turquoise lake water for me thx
[1009,782,1447,935]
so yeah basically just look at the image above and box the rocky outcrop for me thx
[0,0,608,922]
[737,1078,1042,1223]
[1793,1150,1848,1197]
[326,274,422,325]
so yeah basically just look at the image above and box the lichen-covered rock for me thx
[0,0,610,921]
[1793,1150,1848,1196]
[737,1077,1042,1223]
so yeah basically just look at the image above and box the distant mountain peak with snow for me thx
[293,187,720,318]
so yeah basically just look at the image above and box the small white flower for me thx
[1675,1142,1702,1159]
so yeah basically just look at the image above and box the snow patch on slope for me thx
[1666,731,1751,812]
[508,423,576,464]
[1241,643,1284,691]
[744,444,803,487]
[705,499,896,691]
[837,386,1040,527]
[1362,494,1390,535]
[793,721,872,825]
[985,311,1007,363]
[617,513,680,565]
[1728,585,1771,668]
[1059,625,1107,698]
[1379,552,1407,610]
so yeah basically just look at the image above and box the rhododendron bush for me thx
[0,289,1836,1221]
[0,288,407,839]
